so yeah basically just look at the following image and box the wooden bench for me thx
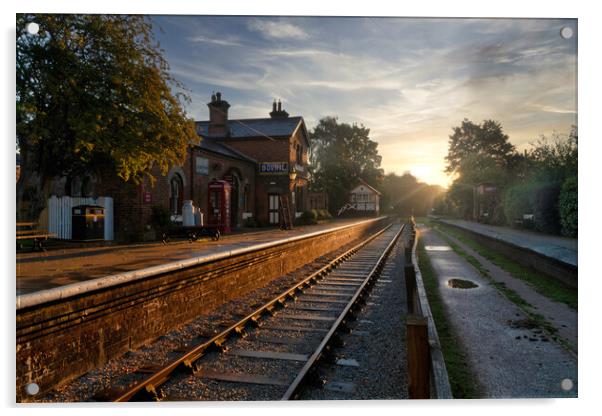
[16,222,56,251]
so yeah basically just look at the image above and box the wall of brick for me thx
[225,133,310,224]
[182,148,256,228]
[16,217,389,401]
[95,148,257,240]
[225,137,290,163]
[95,174,148,241]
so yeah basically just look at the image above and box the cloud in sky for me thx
[247,19,309,39]
[153,16,577,187]
[187,35,241,47]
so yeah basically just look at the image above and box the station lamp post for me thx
[289,166,297,212]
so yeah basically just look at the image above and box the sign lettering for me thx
[260,162,288,174]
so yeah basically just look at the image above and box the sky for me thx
[151,16,577,188]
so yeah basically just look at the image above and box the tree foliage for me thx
[503,183,532,226]
[441,118,577,236]
[16,14,197,217]
[559,175,578,237]
[309,117,384,212]
[380,172,444,217]
[445,119,516,175]
[528,127,578,184]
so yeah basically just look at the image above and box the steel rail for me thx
[281,223,405,400]
[113,222,393,402]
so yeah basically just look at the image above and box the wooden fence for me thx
[46,195,114,240]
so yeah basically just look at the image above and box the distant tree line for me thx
[435,119,577,237]
[380,172,445,217]
[309,117,443,217]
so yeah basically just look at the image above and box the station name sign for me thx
[259,162,288,175]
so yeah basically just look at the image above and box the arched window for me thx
[170,174,184,215]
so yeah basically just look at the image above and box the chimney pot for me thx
[207,92,230,136]
[269,98,288,119]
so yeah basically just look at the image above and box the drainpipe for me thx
[190,145,194,201]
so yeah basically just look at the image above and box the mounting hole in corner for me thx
[26,383,40,396]
[560,26,573,40]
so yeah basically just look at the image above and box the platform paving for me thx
[438,218,577,267]
[420,225,577,398]
[16,218,368,296]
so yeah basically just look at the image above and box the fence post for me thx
[406,314,430,399]
[404,264,417,314]
[404,245,413,263]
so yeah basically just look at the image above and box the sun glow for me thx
[407,165,451,188]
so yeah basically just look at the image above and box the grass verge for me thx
[417,238,483,398]
[436,222,577,310]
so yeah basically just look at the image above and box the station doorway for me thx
[268,194,279,225]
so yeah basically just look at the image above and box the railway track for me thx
[110,222,405,402]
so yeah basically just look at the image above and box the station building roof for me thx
[195,116,305,141]
[196,136,257,164]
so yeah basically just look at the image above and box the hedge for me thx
[559,175,577,237]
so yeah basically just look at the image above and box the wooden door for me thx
[268,194,279,225]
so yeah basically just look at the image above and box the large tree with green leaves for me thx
[443,119,519,221]
[309,117,384,213]
[16,14,197,219]
[445,119,516,175]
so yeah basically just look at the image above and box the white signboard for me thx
[260,162,288,174]
[196,156,209,175]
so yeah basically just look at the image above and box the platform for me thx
[436,219,577,268]
[16,218,374,296]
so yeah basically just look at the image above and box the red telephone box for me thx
[207,180,231,234]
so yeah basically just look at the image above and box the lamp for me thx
[289,166,297,182]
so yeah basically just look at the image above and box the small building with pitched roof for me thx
[346,179,381,217]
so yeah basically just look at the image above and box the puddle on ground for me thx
[425,245,452,251]
[447,278,478,289]
[508,318,539,329]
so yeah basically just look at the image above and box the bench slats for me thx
[16,233,55,240]
[17,229,40,236]
[16,222,38,227]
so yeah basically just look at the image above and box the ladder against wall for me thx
[278,195,293,230]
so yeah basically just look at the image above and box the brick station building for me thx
[98,92,310,240]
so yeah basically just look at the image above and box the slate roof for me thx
[197,136,257,164]
[195,116,304,140]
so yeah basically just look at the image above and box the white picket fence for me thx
[47,195,114,240]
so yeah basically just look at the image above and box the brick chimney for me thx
[207,91,230,136]
[269,99,289,119]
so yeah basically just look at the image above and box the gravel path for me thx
[420,226,577,398]
[437,227,577,353]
